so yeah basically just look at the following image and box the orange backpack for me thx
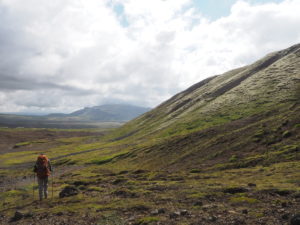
[36,155,50,178]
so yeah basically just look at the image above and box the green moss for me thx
[188,192,207,199]
[229,155,238,162]
[14,141,31,147]
[230,196,259,204]
[282,130,292,138]
[137,217,159,224]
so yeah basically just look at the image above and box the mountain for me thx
[106,43,300,171]
[0,104,151,128]
[48,104,151,122]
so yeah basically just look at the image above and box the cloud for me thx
[0,0,299,113]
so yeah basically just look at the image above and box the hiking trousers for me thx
[37,177,48,200]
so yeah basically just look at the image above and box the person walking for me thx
[33,153,52,201]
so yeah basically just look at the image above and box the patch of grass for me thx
[187,192,207,199]
[14,141,31,147]
[137,217,160,224]
[229,154,238,162]
[96,213,125,225]
[230,196,259,204]
[90,152,129,165]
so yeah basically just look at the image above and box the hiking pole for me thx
[52,171,54,199]
[33,173,35,200]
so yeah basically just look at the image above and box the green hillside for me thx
[103,43,300,171]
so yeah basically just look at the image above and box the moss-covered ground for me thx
[1,45,300,224]
[0,111,299,225]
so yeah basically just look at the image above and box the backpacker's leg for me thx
[38,178,43,201]
[44,177,48,199]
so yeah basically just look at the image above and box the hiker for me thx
[33,154,52,201]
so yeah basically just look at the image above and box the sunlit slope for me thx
[110,44,300,141]
[92,44,300,171]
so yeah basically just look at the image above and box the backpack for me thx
[35,155,50,178]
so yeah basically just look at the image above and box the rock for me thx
[73,181,89,186]
[232,218,246,225]
[282,213,290,220]
[281,202,288,208]
[223,187,249,194]
[150,208,166,215]
[208,216,217,222]
[180,210,189,216]
[10,211,23,222]
[202,204,217,211]
[118,170,129,175]
[130,205,150,212]
[113,190,138,198]
[133,169,147,174]
[290,214,300,225]
[24,212,34,218]
[278,209,286,213]
[274,189,293,196]
[158,208,166,214]
[169,212,180,219]
[59,186,79,198]
[56,212,64,216]
[242,209,248,214]
[78,185,86,190]
[150,209,159,215]
[248,183,256,187]
[193,201,203,206]
[259,188,293,196]
[292,192,300,199]
[112,178,127,185]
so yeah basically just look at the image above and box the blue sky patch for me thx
[192,0,284,20]
[112,3,129,27]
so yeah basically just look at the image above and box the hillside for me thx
[0,44,299,224]
[106,43,300,170]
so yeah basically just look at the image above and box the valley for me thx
[0,44,300,224]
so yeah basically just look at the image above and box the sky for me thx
[0,0,300,114]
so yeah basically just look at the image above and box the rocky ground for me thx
[0,128,299,225]
[1,166,300,225]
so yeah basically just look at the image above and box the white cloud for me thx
[0,0,299,113]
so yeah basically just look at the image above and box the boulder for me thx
[59,186,79,198]
[290,214,300,225]
[10,211,23,222]
[223,187,249,194]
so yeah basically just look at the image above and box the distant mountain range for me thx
[47,104,151,122]
[0,104,151,128]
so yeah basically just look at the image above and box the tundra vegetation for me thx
[0,44,300,224]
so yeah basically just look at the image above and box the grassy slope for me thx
[95,43,300,171]
[0,44,300,224]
